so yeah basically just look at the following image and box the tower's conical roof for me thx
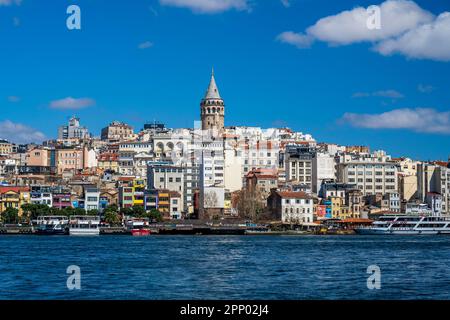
[204,68,222,100]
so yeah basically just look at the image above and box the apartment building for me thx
[267,190,314,224]
[337,161,398,196]
[284,145,315,190]
[101,121,135,142]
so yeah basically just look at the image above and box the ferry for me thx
[35,216,68,235]
[68,215,100,236]
[355,214,450,235]
[126,218,151,236]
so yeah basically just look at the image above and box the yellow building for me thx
[0,187,31,216]
[158,190,170,216]
[330,196,355,219]
[132,179,146,206]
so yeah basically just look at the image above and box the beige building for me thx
[98,153,119,172]
[101,121,135,142]
[0,140,13,155]
[337,161,398,196]
[26,147,51,167]
[393,158,419,202]
[56,147,86,174]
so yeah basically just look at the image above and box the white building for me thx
[312,152,336,194]
[84,188,100,212]
[267,190,314,224]
[337,161,398,196]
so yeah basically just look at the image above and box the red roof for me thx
[0,186,30,193]
[118,177,134,181]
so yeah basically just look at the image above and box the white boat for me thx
[355,214,450,235]
[69,215,100,236]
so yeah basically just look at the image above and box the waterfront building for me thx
[118,179,146,209]
[346,189,363,218]
[99,189,119,207]
[84,187,100,212]
[147,162,185,211]
[30,189,53,206]
[52,192,72,210]
[169,191,182,219]
[119,185,134,209]
[267,190,314,224]
[0,186,30,216]
[426,192,442,216]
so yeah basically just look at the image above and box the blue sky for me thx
[0,0,450,161]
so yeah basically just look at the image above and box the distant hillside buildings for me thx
[1,71,450,223]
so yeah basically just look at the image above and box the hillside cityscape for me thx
[0,71,449,231]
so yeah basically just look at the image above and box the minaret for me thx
[200,68,225,131]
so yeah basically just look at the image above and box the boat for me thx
[355,214,450,235]
[68,215,100,236]
[126,218,151,236]
[35,216,68,235]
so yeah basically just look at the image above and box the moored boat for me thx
[126,218,151,236]
[355,214,450,235]
[35,216,68,235]
[69,215,100,236]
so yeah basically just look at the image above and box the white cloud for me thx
[49,97,95,110]
[138,41,153,49]
[159,0,249,14]
[341,108,450,134]
[277,0,450,62]
[0,0,21,6]
[352,90,404,99]
[374,12,450,61]
[307,0,433,45]
[276,31,313,48]
[0,120,46,144]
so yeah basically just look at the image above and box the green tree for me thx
[21,204,51,222]
[1,207,19,224]
[87,209,99,216]
[104,206,120,225]
[120,207,133,217]
[148,209,163,222]
[131,205,146,218]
